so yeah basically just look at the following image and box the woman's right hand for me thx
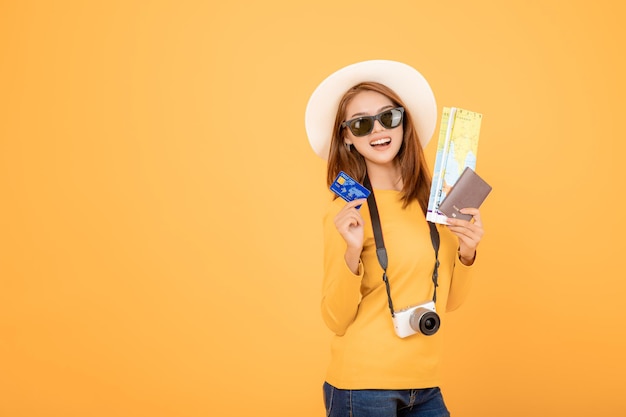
[333,198,367,274]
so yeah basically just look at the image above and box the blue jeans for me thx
[323,382,450,417]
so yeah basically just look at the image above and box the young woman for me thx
[305,60,485,417]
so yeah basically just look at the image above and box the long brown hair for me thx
[326,82,432,214]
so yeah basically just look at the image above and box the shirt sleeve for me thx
[320,202,364,336]
[445,254,475,312]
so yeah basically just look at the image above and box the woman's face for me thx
[343,90,404,168]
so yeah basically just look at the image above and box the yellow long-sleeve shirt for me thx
[322,189,474,389]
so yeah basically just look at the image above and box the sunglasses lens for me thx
[380,109,402,129]
[349,118,373,136]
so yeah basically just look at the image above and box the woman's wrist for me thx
[458,250,476,266]
[345,247,363,274]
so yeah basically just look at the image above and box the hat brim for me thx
[305,60,437,160]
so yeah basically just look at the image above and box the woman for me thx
[305,60,485,417]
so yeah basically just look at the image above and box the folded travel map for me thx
[426,107,483,224]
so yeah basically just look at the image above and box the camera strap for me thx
[363,174,440,318]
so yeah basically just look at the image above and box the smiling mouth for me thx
[370,138,391,147]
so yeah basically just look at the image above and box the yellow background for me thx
[1,1,624,416]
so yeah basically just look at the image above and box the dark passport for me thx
[438,167,492,221]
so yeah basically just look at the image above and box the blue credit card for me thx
[330,171,370,208]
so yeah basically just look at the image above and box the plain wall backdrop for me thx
[1,1,624,416]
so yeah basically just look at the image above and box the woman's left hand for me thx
[446,208,484,266]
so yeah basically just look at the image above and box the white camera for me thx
[392,301,440,338]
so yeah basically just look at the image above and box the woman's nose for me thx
[371,119,385,133]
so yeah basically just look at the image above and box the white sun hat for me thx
[304,60,437,160]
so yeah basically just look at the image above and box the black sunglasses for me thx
[341,107,404,137]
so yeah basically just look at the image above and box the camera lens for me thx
[424,317,436,330]
[418,312,440,335]
[409,308,440,336]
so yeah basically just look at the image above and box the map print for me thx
[426,107,483,224]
